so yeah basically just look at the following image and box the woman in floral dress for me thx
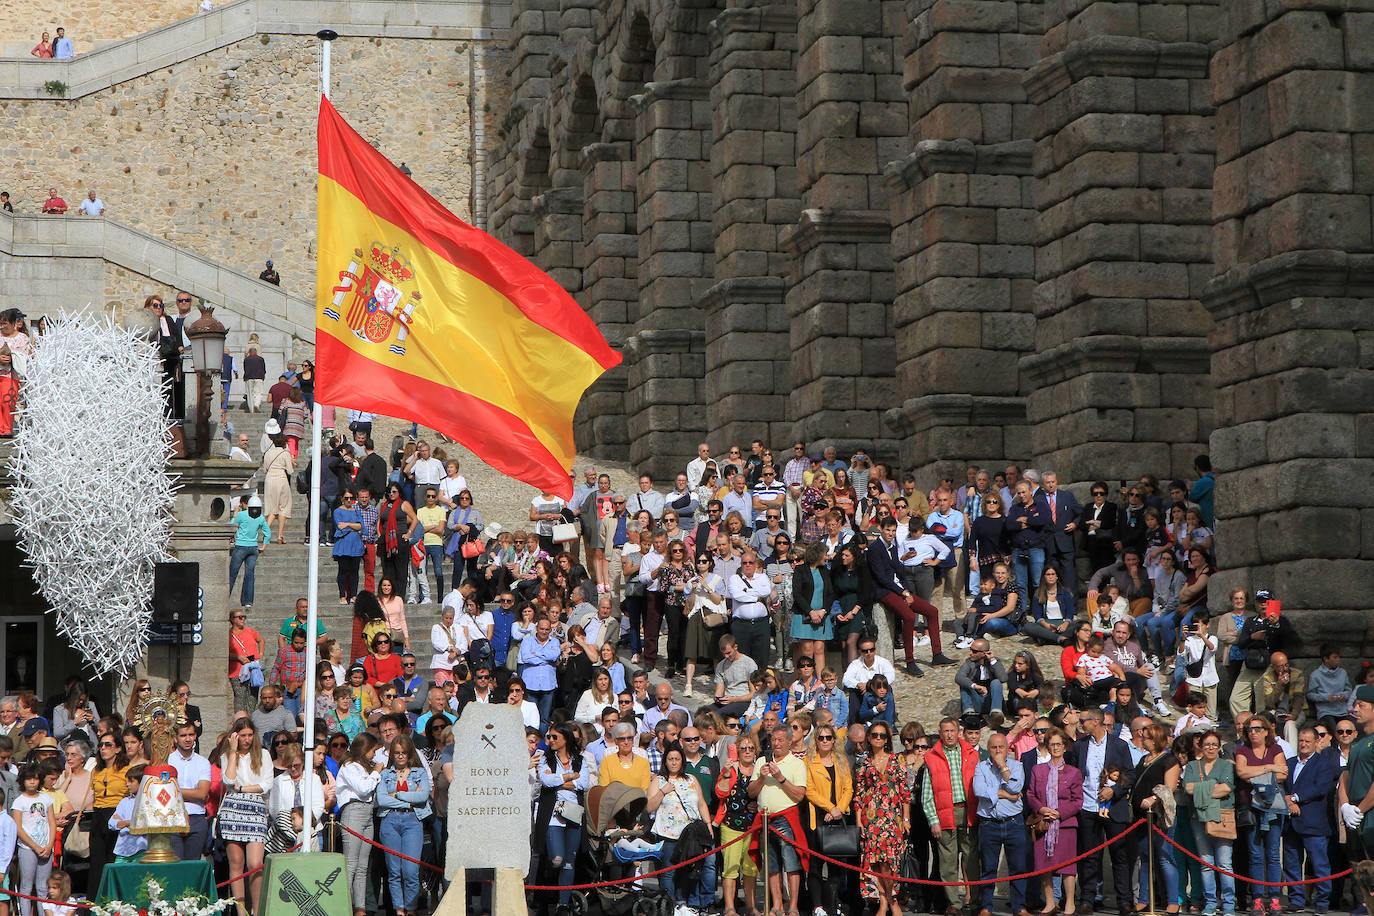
[854,722,910,916]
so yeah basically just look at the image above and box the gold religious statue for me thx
[130,690,190,863]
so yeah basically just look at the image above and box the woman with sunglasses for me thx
[1235,715,1289,915]
[363,632,403,690]
[378,484,418,601]
[535,723,594,906]
[682,554,726,695]
[854,723,909,916]
[1327,718,1360,910]
[87,728,132,894]
[1131,722,1180,915]
[122,679,153,725]
[444,488,484,586]
[804,723,854,916]
[1181,730,1236,916]
[333,490,365,604]
[971,492,1010,585]
[898,726,941,914]
[714,733,760,916]
[647,741,715,913]
[654,540,694,679]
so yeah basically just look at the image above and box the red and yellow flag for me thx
[315,95,620,499]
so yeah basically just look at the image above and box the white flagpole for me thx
[301,27,337,853]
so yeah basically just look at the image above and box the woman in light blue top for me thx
[535,723,594,904]
[332,492,365,603]
[377,736,432,916]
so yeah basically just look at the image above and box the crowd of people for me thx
[5,412,1374,916]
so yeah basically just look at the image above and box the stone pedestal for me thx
[1203,0,1374,651]
[1022,1,1218,483]
[135,458,252,739]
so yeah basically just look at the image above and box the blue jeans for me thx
[979,817,1028,912]
[545,821,582,905]
[1283,831,1329,909]
[228,545,259,605]
[1012,546,1044,612]
[1138,824,1179,906]
[281,688,301,718]
[982,616,1020,638]
[528,689,555,730]
[624,594,645,655]
[425,544,446,595]
[1192,823,1235,912]
[1137,609,1178,659]
[1246,818,1285,901]
[379,811,423,911]
[960,681,1004,715]
[660,836,718,909]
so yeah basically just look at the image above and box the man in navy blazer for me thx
[1074,707,1137,915]
[1038,472,1083,593]
[1283,726,1337,911]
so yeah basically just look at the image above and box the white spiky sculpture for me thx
[8,311,177,677]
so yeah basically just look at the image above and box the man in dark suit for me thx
[1074,707,1136,916]
[453,664,503,718]
[1038,472,1083,594]
[1283,726,1337,912]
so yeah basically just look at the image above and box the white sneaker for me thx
[814,908,828,916]
[915,633,931,647]
[683,685,693,697]
[953,636,972,650]
[674,905,695,916]
[1155,700,1173,717]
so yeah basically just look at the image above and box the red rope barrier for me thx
[338,822,445,873]
[768,818,1145,886]
[3,888,94,910]
[1150,824,1352,886]
[215,842,301,888]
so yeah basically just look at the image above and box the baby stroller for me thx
[579,783,673,916]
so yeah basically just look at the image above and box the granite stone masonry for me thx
[487,0,1374,657]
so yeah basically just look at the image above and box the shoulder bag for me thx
[1205,808,1236,839]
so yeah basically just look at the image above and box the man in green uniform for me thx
[1340,684,1374,915]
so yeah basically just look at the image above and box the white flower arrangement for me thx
[89,878,235,916]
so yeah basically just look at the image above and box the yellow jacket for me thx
[803,754,853,830]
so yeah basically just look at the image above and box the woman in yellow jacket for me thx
[88,734,131,895]
[804,722,854,916]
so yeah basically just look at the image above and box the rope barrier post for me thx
[1144,807,1159,916]
[762,810,770,916]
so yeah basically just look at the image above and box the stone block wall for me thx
[886,0,1041,481]
[702,4,798,451]
[1021,0,1218,484]
[785,0,905,457]
[0,34,489,303]
[1203,0,1374,649]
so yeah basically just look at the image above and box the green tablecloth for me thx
[96,860,217,904]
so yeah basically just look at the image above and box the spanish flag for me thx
[315,95,620,499]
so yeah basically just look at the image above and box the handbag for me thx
[553,799,585,824]
[63,812,92,858]
[1205,808,1237,839]
[461,540,483,559]
[1244,646,1269,671]
[552,522,579,543]
[816,820,860,858]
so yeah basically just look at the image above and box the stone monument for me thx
[437,704,529,916]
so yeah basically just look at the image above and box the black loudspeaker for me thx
[153,562,200,625]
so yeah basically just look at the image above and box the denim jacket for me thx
[378,764,432,820]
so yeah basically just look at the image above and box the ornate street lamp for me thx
[183,303,227,458]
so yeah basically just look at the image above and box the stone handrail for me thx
[0,210,315,341]
[0,0,508,100]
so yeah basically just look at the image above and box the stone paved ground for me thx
[356,415,1097,729]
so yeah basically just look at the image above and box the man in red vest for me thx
[921,716,981,914]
